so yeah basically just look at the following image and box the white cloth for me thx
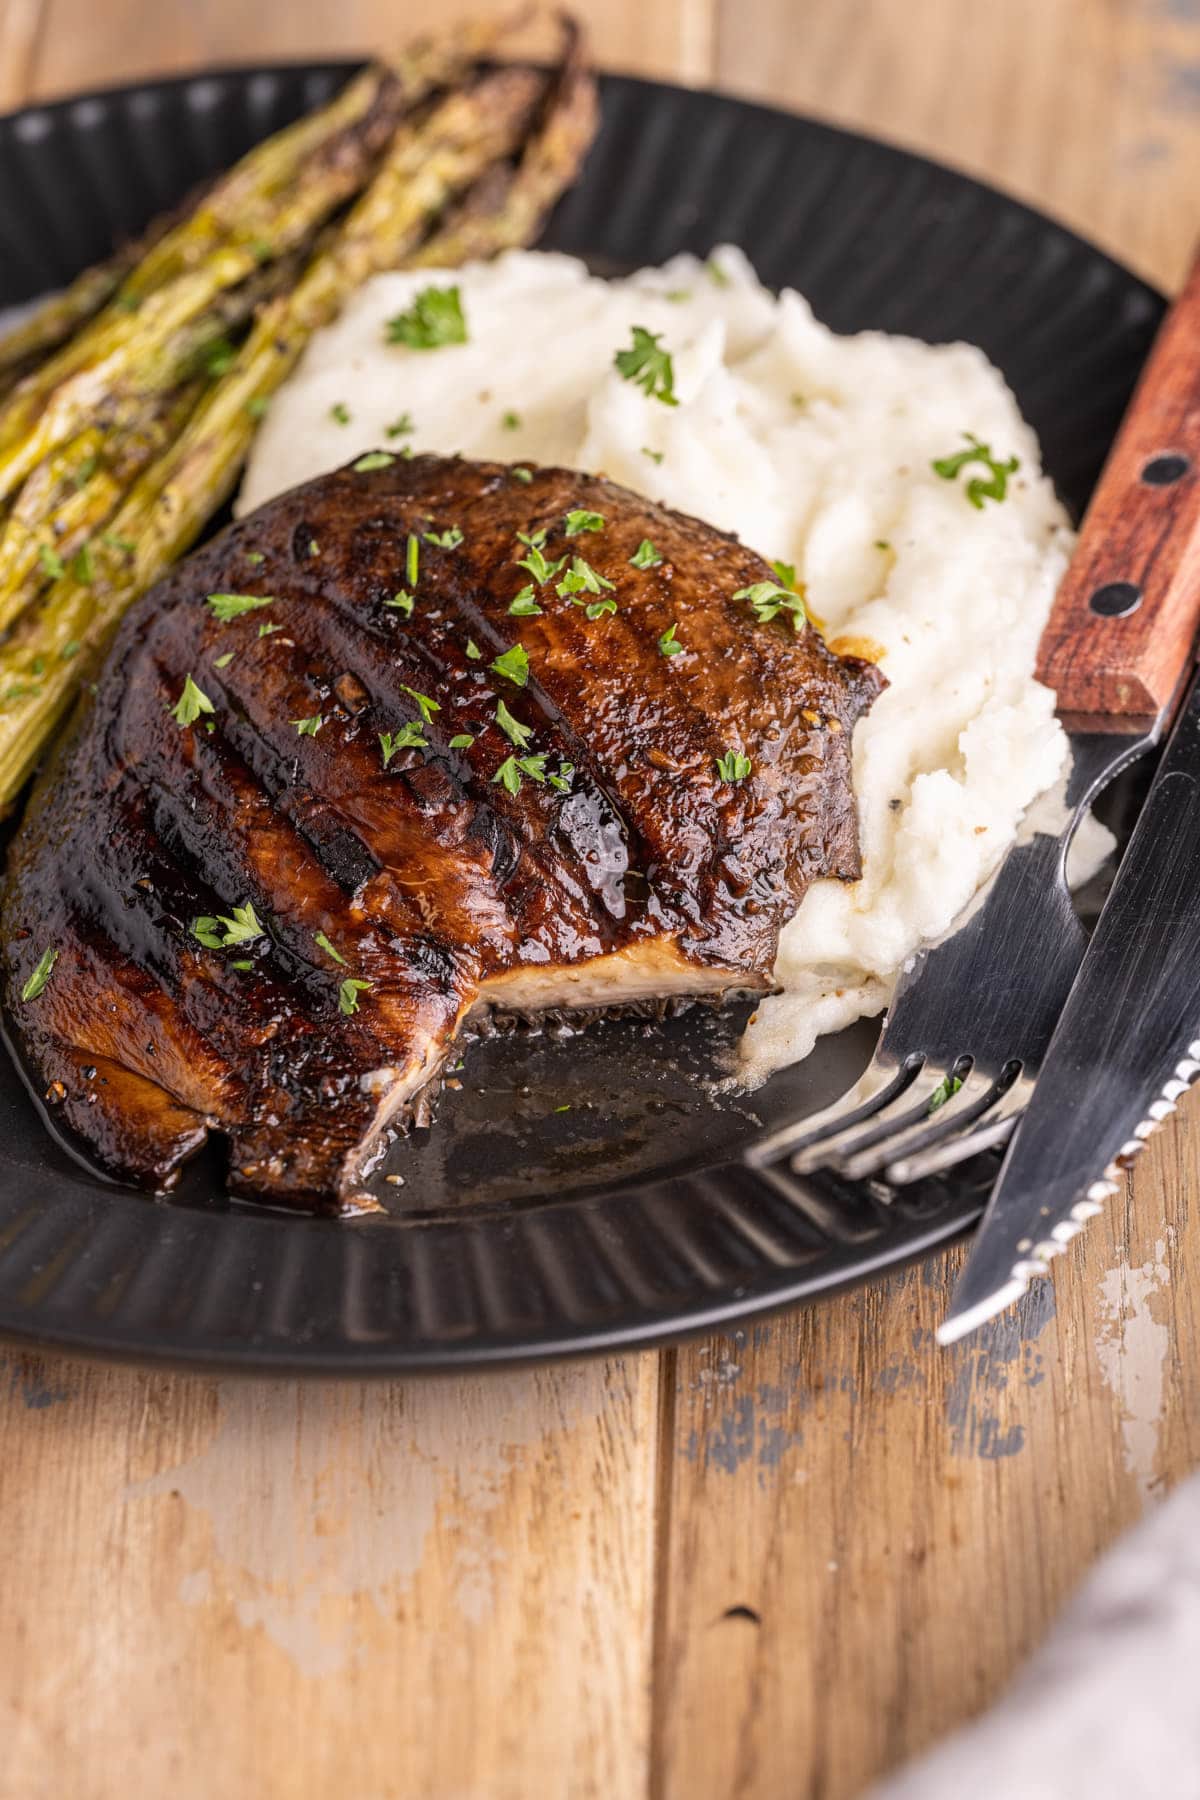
[873,1471,1200,1798]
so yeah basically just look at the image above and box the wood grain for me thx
[0,1353,662,1800]
[714,0,1200,294]
[654,1112,1200,1796]
[1035,239,1200,727]
[0,0,43,109]
[14,0,717,100]
[662,1,1200,1793]
[2,3,1200,1799]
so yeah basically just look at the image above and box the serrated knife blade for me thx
[939,664,1200,1343]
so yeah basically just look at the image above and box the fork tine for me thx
[788,1061,956,1175]
[745,1053,921,1171]
[885,1072,1035,1185]
[836,1066,1000,1181]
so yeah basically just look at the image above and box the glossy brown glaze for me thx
[2,455,884,1207]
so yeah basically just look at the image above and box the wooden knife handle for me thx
[1036,242,1200,731]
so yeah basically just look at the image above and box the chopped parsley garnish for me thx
[406,533,420,588]
[401,685,440,723]
[207,592,274,621]
[202,336,236,379]
[330,401,352,425]
[517,542,566,585]
[353,451,395,472]
[511,466,533,483]
[508,587,543,616]
[314,930,346,966]
[734,580,807,632]
[38,544,65,581]
[258,621,282,637]
[492,753,547,795]
[171,674,214,727]
[565,508,605,536]
[630,539,663,569]
[548,759,574,793]
[715,750,752,782]
[213,651,235,670]
[385,284,467,350]
[614,326,678,405]
[449,732,474,749]
[229,959,253,971]
[73,543,94,584]
[583,597,617,619]
[771,558,799,591]
[292,715,324,737]
[557,556,616,601]
[102,531,133,554]
[385,413,415,438]
[502,411,521,431]
[20,947,58,1002]
[379,723,427,766]
[493,758,521,796]
[517,527,547,549]
[60,641,81,661]
[491,644,530,687]
[465,638,483,661]
[425,526,464,550]
[927,1072,964,1114]
[245,550,266,565]
[191,903,264,950]
[706,256,730,287]
[665,288,692,303]
[385,591,414,617]
[73,454,98,489]
[245,396,270,421]
[874,539,892,552]
[308,539,320,557]
[932,434,1020,508]
[641,446,664,465]
[216,903,263,946]
[658,622,683,657]
[338,977,373,1016]
[495,699,533,748]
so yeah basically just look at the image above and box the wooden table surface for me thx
[1,2,1199,1796]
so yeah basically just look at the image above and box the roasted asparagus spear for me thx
[0,35,598,807]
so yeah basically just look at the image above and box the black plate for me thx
[0,65,1164,1371]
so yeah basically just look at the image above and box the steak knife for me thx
[940,662,1200,1342]
[938,246,1200,1343]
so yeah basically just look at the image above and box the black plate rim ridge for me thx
[0,63,1166,1371]
[0,58,1166,318]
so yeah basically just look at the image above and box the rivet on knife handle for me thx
[1036,244,1200,733]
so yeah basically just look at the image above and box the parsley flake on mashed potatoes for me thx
[239,245,1103,1079]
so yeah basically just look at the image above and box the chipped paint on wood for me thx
[941,1280,1056,1459]
[3,1353,71,1410]
[126,1367,612,1676]
[1094,1239,1173,1500]
[677,1269,1057,1477]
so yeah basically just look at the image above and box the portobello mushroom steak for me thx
[3,454,884,1207]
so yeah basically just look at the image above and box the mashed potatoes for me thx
[240,246,1076,1080]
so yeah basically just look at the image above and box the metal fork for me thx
[745,733,1149,1194]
